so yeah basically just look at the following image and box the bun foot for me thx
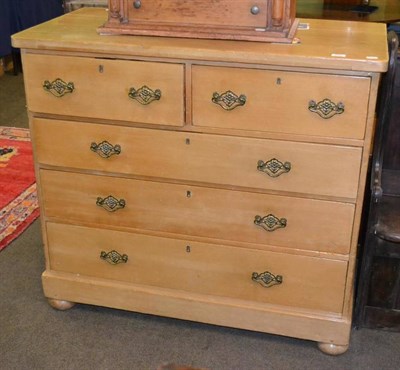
[47,298,75,311]
[317,342,349,355]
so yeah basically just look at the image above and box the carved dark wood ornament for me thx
[109,0,121,23]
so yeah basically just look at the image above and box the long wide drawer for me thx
[22,53,185,126]
[33,118,362,200]
[46,222,348,314]
[192,65,371,139]
[127,0,269,28]
[40,170,355,254]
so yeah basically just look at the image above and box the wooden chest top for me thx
[12,8,387,72]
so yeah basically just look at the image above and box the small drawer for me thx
[22,53,184,126]
[192,66,371,139]
[33,118,362,199]
[127,0,268,28]
[40,170,355,254]
[47,222,347,313]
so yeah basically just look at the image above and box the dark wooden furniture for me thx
[0,0,63,74]
[63,0,107,12]
[355,31,400,330]
[98,0,299,43]
[0,0,63,57]
[297,0,400,22]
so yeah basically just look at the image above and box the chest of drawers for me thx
[12,8,388,355]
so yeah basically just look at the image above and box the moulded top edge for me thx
[11,8,388,73]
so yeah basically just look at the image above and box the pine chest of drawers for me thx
[12,8,388,355]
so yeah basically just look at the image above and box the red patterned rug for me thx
[0,127,39,251]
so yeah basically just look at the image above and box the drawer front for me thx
[47,222,347,313]
[40,170,355,254]
[127,0,268,28]
[33,118,362,199]
[22,53,184,126]
[192,66,371,139]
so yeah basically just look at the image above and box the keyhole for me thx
[186,245,191,253]
[186,190,192,198]
[185,138,190,145]
[99,65,104,73]
[276,78,282,85]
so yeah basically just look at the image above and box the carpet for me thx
[0,126,39,251]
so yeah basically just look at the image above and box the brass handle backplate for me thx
[100,250,128,265]
[252,271,283,288]
[43,78,75,97]
[308,99,345,119]
[212,90,246,111]
[254,214,287,232]
[128,85,161,105]
[90,141,121,158]
[257,158,291,178]
[96,195,126,212]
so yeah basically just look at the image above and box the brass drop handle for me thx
[252,271,283,288]
[128,85,161,105]
[100,250,128,265]
[308,99,345,119]
[254,214,287,232]
[257,158,291,178]
[43,78,74,97]
[90,141,121,158]
[212,90,246,111]
[96,195,126,212]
